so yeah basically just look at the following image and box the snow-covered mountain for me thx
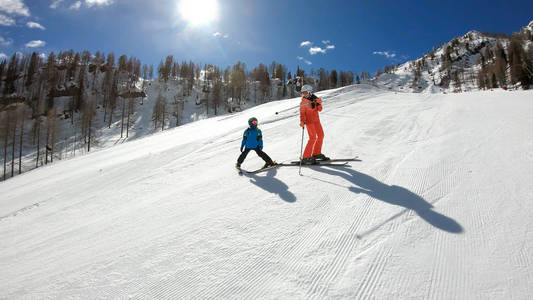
[377,20,533,93]
[2,84,533,298]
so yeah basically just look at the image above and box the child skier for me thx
[299,84,329,164]
[236,117,276,170]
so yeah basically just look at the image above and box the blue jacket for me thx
[241,127,263,150]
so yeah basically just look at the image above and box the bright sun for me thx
[178,0,219,26]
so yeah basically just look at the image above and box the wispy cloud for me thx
[50,0,65,9]
[322,40,330,45]
[297,56,312,65]
[27,21,45,30]
[85,0,113,8]
[0,0,30,16]
[0,14,16,26]
[0,36,13,46]
[0,52,7,59]
[25,40,46,48]
[300,41,312,47]
[373,51,396,59]
[70,1,81,10]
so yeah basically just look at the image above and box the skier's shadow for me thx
[245,168,296,203]
[312,167,463,234]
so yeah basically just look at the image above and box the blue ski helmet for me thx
[248,117,258,128]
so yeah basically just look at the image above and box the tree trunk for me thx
[161,105,165,131]
[45,116,50,165]
[108,105,114,128]
[35,117,41,168]
[88,117,91,152]
[11,114,16,177]
[18,108,25,174]
[126,99,131,138]
[3,114,9,180]
[120,97,125,138]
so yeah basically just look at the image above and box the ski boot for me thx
[301,157,316,165]
[313,154,330,161]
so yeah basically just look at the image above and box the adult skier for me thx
[299,85,329,164]
[236,117,276,169]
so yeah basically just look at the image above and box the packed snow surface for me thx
[1,85,533,299]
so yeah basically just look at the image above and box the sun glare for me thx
[178,0,219,26]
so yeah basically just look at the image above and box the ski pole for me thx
[299,125,305,176]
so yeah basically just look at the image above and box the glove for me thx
[300,121,305,127]
[259,146,263,150]
[311,101,316,109]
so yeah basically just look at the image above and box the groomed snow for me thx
[1,85,533,299]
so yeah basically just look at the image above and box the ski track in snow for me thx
[1,86,533,299]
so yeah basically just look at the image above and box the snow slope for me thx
[1,85,533,299]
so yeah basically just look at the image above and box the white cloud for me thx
[0,0,30,16]
[0,14,15,26]
[309,47,326,55]
[0,36,13,46]
[39,53,47,59]
[27,21,45,30]
[50,0,65,9]
[213,32,229,38]
[297,56,312,65]
[85,0,113,7]
[70,1,81,9]
[25,40,46,48]
[302,40,335,55]
[0,52,7,59]
[373,51,396,59]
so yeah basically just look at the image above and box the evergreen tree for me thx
[329,70,338,88]
[3,53,19,96]
[508,34,531,88]
[318,68,329,91]
[25,52,39,88]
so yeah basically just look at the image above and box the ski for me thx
[290,157,360,164]
[325,157,361,162]
[239,161,349,174]
[242,164,279,174]
[280,161,349,167]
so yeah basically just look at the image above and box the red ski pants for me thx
[303,122,324,159]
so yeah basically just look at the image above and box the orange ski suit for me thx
[300,95,324,159]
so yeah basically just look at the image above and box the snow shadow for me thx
[312,167,463,234]
[246,168,296,203]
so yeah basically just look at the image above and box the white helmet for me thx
[301,84,313,93]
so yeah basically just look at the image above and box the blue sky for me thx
[1,0,532,75]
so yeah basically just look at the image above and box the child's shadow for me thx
[312,167,463,234]
[246,168,296,203]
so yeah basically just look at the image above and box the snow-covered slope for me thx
[377,19,533,93]
[377,30,499,93]
[1,85,533,299]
